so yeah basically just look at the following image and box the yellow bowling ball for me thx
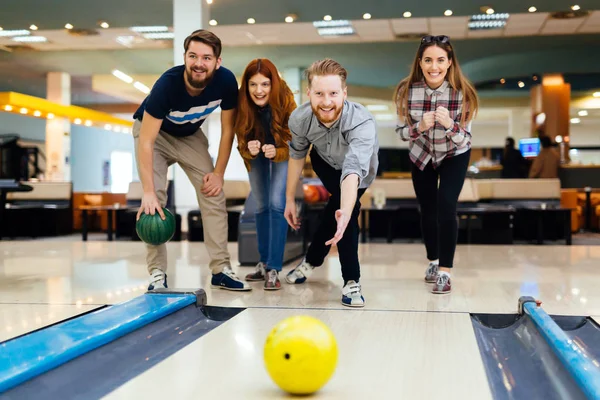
[264,315,338,395]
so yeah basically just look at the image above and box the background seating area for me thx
[2,178,596,247]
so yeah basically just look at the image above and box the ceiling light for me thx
[33,110,41,117]
[0,30,30,37]
[518,81,525,88]
[29,25,38,31]
[593,92,600,97]
[116,36,136,47]
[528,6,537,12]
[363,13,372,20]
[571,5,580,11]
[134,81,150,94]
[314,20,351,28]
[444,10,453,16]
[500,78,506,84]
[209,19,218,26]
[469,13,510,30]
[570,118,581,124]
[12,36,47,42]
[74,118,82,124]
[100,22,110,29]
[324,15,332,21]
[317,26,355,36]
[285,16,294,23]
[532,75,539,81]
[403,11,412,18]
[206,0,213,3]
[47,113,54,119]
[130,26,168,33]
[486,8,495,14]
[313,19,356,36]
[247,18,256,24]
[65,23,73,29]
[4,105,12,111]
[578,110,588,117]
[84,120,92,127]
[20,108,28,114]
[112,69,134,83]
[143,32,174,40]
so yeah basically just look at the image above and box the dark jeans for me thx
[411,150,470,268]
[306,148,365,284]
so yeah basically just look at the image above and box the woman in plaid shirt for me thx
[394,35,479,294]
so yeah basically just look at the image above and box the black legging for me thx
[411,150,470,268]
[305,148,365,284]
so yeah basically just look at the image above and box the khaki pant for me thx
[133,119,230,275]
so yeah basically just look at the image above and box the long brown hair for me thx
[235,58,296,149]
[393,37,478,128]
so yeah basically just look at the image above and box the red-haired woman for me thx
[234,58,297,290]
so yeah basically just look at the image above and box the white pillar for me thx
[172,0,210,234]
[173,0,209,65]
[45,72,71,182]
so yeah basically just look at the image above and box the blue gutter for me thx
[522,299,600,399]
[0,293,196,394]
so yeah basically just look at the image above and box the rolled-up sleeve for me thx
[445,115,472,146]
[341,119,376,186]
[288,119,310,160]
[396,120,421,141]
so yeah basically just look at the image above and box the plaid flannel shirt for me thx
[395,80,472,170]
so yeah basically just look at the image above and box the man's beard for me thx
[311,103,342,125]
[185,67,215,89]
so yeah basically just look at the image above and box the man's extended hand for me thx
[325,209,350,246]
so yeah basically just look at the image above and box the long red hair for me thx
[235,58,296,150]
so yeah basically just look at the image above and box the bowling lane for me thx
[0,304,100,342]
[104,309,492,399]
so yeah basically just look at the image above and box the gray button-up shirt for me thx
[288,100,379,189]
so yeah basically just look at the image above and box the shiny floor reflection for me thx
[1,240,599,339]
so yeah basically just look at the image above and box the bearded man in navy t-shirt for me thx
[133,29,250,292]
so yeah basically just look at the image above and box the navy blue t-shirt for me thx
[133,65,238,137]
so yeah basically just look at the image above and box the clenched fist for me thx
[248,140,261,156]
[418,111,435,132]
[435,106,454,130]
[262,144,276,159]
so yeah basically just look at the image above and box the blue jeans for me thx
[248,154,289,271]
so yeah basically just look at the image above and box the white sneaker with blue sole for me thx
[285,259,315,284]
[341,280,364,308]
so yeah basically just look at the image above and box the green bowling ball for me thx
[136,208,176,245]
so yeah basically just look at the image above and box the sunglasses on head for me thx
[420,35,450,45]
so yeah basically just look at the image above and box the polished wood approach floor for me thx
[1,240,598,398]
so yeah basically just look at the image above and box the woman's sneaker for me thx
[341,280,365,308]
[245,262,266,281]
[264,269,282,290]
[285,259,315,284]
[424,261,439,283]
[431,273,451,294]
